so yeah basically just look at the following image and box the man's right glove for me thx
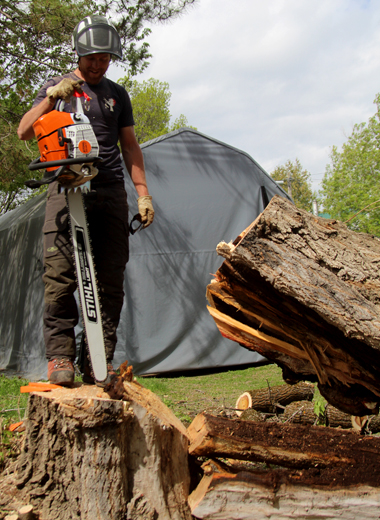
[46,78,84,104]
[137,195,155,228]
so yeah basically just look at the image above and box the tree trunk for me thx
[189,467,380,520]
[207,195,380,416]
[15,382,192,520]
[235,381,314,415]
[187,412,380,487]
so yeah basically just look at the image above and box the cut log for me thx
[207,195,380,416]
[189,467,380,520]
[235,381,314,415]
[187,412,380,487]
[17,505,35,520]
[15,381,192,520]
[282,400,318,425]
[282,400,358,429]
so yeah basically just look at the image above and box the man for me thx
[17,15,154,386]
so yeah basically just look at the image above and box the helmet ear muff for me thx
[72,15,122,59]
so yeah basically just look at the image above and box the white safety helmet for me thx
[72,15,123,59]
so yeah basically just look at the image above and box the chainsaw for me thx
[26,90,110,385]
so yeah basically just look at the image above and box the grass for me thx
[0,363,283,469]
[136,362,283,425]
[0,375,29,423]
[0,375,29,470]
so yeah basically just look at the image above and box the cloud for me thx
[110,0,380,192]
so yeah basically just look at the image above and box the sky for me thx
[109,0,380,193]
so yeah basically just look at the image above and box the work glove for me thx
[137,195,155,228]
[46,78,84,104]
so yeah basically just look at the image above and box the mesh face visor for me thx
[76,25,122,59]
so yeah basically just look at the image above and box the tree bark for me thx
[187,413,380,487]
[15,382,192,520]
[235,382,314,415]
[207,195,380,416]
[189,467,380,520]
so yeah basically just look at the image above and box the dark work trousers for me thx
[42,181,130,361]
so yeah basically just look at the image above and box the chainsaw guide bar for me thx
[66,187,108,383]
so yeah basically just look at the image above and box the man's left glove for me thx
[46,78,84,104]
[137,195,155,228]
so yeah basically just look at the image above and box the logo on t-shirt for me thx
[104,97,116,112]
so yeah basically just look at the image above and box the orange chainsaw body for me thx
[32,110,98,173]
[33,111,75,172]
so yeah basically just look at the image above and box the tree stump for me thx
[15,382,192,520]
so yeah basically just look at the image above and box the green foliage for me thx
[270,158,314,212]
[312,387,327,426]
[170,113,197,132]
[0,0,197,100]
[0,0,92,101]
[118,76,196,143]
[0,0,197,213]
[320,93,380,236]
[123,77,172,142]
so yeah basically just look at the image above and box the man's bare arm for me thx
[119,126,154,227]
[119,126,150,197]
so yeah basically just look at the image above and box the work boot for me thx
[48,357,75,386]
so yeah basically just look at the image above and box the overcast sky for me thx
[110,0,380,193]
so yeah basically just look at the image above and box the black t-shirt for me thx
[33,72,135,184]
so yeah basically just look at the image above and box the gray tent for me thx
[0,128,291,380]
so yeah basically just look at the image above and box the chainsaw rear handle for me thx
[28,156,102,171]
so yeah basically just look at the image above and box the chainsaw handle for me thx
[28,157,42,169]
[28,156,102,171]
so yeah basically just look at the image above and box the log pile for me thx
[234,381,380,431]
[206,195,380,416]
